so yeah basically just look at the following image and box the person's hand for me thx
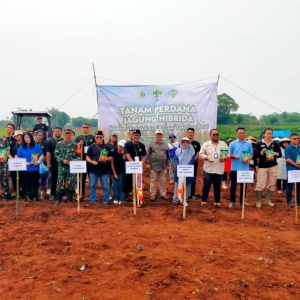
[0,158,4,163]
[33,160,40,166]
[114,173,118,179]
[78,140,84,146]
[207,157,214,163]
[63,159,69,165]
[91,160,98,165]
[166,165,170,171]
[47,163,51,169]
[26,162,30,166]
[262,148,267,154]
[146,163,151,170]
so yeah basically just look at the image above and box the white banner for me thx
[97,83,217,146]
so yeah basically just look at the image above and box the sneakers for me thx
[229,202,235,208]
[287,202,295,208]
[214,202,221,207]
[38,192,45,200]
[169,180,174,183]
[278,190,283,194]
[46,189,51,195]
[150,195,156,201]
[240,202,250,207]
[113,200,119,204]
[49,195,55,201]
[222,182,228,189]
[62,196,68,202]
[201,201,208,206]
[161,195,169,200]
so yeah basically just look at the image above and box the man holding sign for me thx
[229,127,253,208]
[199,129,229,206]
[285,132,300,208]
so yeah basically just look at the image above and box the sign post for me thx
[70,161,87,213]
[237,171,254,219]
[8,159,27,215]
[177,165,194,218]
[287,171,300,224]
[126,161,143,215]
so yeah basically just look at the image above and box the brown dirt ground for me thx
[0,161,300,300]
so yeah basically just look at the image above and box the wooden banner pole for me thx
[295,183,298,224]
[16,170,20,216]
[132,173,137,215]
[242,182,246,219]
[183,177,187,218]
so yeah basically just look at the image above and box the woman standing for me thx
[17,132,44,201]
[277,138,290,193]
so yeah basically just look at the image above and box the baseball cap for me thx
[155,129,163,135]
[95,130,104,136]
[181,137,190,142]
[133,129,141,135]
[64,129,73,134]
[13,130,23,137]
[118,139,126,147]
[169,133,176,138]
[273,137,280,142]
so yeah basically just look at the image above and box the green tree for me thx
[217,93,239,115]
[48,108,71,128]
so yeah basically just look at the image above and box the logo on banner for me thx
[152,89,163,101]
[168,88,178,98]
[137,90,146,98]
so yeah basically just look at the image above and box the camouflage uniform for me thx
[0,137,10,200]
[55,140,79,203]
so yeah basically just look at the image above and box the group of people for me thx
[1,120,300,209]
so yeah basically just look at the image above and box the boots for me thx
[67,190,74,202]
[55,192,63,205]
[256,191,262,208]
[266,190,274,206]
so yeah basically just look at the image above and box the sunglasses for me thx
[212,133,219,136]
[292,138,299,140]
[95,136,103,139]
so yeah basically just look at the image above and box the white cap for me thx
[181,137,190,142]
[155,129,163,135]
[118,139,126,147]
[273,137,280,142]
[13,130,23,136]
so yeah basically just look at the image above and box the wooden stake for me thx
[79,145,83,200]
[295,183,298,224]
[132,173,137,215]
[242,182,246,219]
[16,170,20,216]
[183,177,187,218]
[77,173,80,214]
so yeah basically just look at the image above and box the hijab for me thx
[175,144,195,165]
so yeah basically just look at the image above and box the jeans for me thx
[169,158,175,181]
[202,171,222,203]
[89,172,109,203]
[112,172,125,201]
[230,171,246,204]
[40,171,50,190]
[173,182,191,202]
[191,161,198,196]
[286,182,300,204]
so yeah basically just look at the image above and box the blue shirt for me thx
[285,143,300,172]
[229,139,253,171]
[17,143,43,172]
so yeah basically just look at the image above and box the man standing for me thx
[47,127,64,200]
[229,127,253,208]
[255,128,282,208]
[285,132,300,208]
[5,123,16,151]
[123,129,147,200]
[199,129,229,206]
[146,129,170,201]
[0,135,11,201]
[187,128,201,199]
[86,131,113,204]
[33,117,49,140]
[75,123,95,199]
[168,134,179,183]
[55,129,79,204]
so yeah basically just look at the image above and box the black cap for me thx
[133,129,141,135]
[64,129,73,134]
[95,130,104,136]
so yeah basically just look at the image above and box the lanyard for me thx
[212,141,219,152]
[83,135,89,146]
[133,142,139,156]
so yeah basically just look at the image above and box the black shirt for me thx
[111,149,125,174]
[35,140,48,156]
[10,142,22,158]
[124,141,147,161]
[33,123,48,133]
[47,138,64,170]
[191,140,201,163]
[255,141,282,168]
[86,143,111,174]
[6,136,16,156]
[75,134,95,159]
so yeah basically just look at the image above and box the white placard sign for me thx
[237,171,254,183]
[70,161,87,173]
[126,161,143,174]
[288,170,300,183]
[8,158,27,171]
[177,165,194,177]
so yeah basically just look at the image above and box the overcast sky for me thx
[1,0,299,121]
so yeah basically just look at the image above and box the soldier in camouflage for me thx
[55,129,79,204]
[0,136,11,201]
